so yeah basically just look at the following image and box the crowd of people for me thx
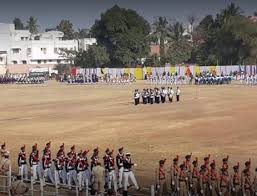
[157,154,256,196]
[0,142,140,195]
[60,73,136,85]
[194,73,233,85]
[0,74,46,84]
[134,87,181,105]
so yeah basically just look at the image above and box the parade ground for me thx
[1,81,257,187]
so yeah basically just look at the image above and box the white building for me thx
[0,23,97,66]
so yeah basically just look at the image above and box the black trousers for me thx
[161,96,165,103]
[169,97,173,102]
[135,98,140,105]
[176,95,179,102]
[150,98,154,104]
[155,97,160,104]
[143,97,147,104]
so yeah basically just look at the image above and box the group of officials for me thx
[134,87,181,105]
[0,142,140,195]
[157,154,256,196]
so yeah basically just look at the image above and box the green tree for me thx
[91,5,150,67]
[71,45,109,68]
[152,17,170,65]
[13,18,25,30]
[56,20,75,40]
[26,16,39,34]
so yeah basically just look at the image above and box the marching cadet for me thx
[191,158,200,196]
[168,87,174,102]
[18,145,28,180]
[106,150,118,194]
[155,88,160,104]
[156,159,167,196]
[91,147,99,171]
[10,175,29,195]
[0,151,11,192]
[29,144,41,183]
[178,163,188,196]
[209,160,220,196]
[170,155,179,196]
[199,165,209,195]
[221,156,229,171]
[66,152,78,189]
[77,150,87,191]
[116,147,125,189]
[69,145,77,160]
[142,89,148,104]
[204,154,211,172]
[230,163,241,196]
[160,87,166,103]
[220,167,230,196]
[92,162,105,196]
[123,153,140,194]
[184,153,192,194]
[103,148,111,188]
[134,89,140,105]
[82,150,91,186]
[242,159,253,196]
[150,89,154,104]
[147,89,151,103]
[176,87,181,102]
[42,141,55,184]
[54,144,67,185]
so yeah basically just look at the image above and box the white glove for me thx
[219,192,222,195]
[190,184,193,188]
[232,187,235,192]
[172,181,175,185]
[157,185,160,189]
[200,189,204,194]
[177,187,180,191]
[209,185,212,190]
[134,163,137,167]
[185,177,188,181]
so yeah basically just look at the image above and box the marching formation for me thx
[134,87,181,105]
[194,74,233,85]
[0,75,46,84]
[157,154,256,196]
[0,142,140,195]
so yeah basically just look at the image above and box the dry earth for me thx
[1,81,257,187]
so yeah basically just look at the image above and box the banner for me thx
[134,68,143,80]
[170,66,176,74]
[124,68,130,75]
[146,67,152,74]
[209,65,216,74]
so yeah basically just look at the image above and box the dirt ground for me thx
[1,81,257,187]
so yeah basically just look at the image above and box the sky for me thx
[0,0,257,31]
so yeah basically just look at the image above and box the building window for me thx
[21,37,24,41]
[38,60,41,64]
[12,61,17,64]
[41,48,47,54]
[0,57,3,62]
[54,48,58,54]
[27,48,32,55]
[44,60,47,64]
[12,48,20,54]
[49,60,52,62]
[57,60,61,64]
[22,60,27,64]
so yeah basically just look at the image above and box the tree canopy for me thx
[26,16,39,34]
[56,20,75,40]
[91,5,150,67]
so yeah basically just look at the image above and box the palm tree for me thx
[152,17,170,66]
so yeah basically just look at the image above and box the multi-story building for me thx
[0,23,96,67]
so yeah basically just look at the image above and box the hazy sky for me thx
[0,0,256,31]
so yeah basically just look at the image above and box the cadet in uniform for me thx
[42,142,55,184]
[160,87,166,103]
[176,87,180,102]
[116,147,125,189]
[209,160,220,196]
[77,150,87,191]
[91,147,99,171]
[242,160,253,196]
[178,163,188,196]
[134,89,140,105]
[92,162,105,196]
[170,155,179,196]
[220,167,230,196]
[10,175,29,195]
[150,89,154,104]
[221,156,229,171]
[230,163,241,196]
[191,158,200,196]
[0,142,7,161]
[123,153,140,193]
[55,143,67,185]
[29,144,41,183]
[142,89,148,104]
[106,150,118,194]
[168,87,174,102]
[18,145,28,180]
[155,88,160,104]
[66,152,78,189]
[156,159,167,196]
[199,165,209,195]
